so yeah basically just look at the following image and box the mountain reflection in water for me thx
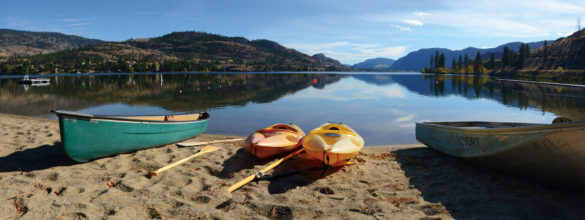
[1,73,583,145]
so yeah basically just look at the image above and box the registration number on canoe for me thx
[455,136,480,149]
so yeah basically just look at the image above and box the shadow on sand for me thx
[394,146,585,219]
[216,148,270,179]
[266,156,341,194]
[218,149,340,194]
[0,142,77,172]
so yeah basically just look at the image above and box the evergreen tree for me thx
[464,54,470,67]
[543,40,548,61]
[439,53,446,69]
[516,43,530,69]
[489,53,495,70]
[502,46,510,69]
[457,55,463,70]
[430,54,434,70]
[451,58,457,72]
[510,50,518,69]
[473,51,482,73]
[434,51,440,69]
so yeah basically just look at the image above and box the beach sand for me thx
[1,114,585,219]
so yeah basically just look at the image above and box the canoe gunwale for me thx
[52,110,210,123]
[416,121,585,135]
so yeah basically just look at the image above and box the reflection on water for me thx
[1,73,584,145]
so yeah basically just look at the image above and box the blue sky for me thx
[2,0,584,64]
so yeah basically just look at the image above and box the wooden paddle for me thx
[227,147,304,193]
[149,145,220,177]
[176,138,244,147]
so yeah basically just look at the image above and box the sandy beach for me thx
[1,114,585,219]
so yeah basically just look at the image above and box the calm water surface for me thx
[2,72,585,145]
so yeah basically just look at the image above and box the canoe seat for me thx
[121,114,201,122]
[552,117,573,124]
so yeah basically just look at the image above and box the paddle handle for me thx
[227,175,256,193]
[149,146,219,176]
[261,148,304,172]
[177,138,244,147]
[227,148,304,193]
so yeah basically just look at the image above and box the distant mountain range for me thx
[389,41,548,71]
[352,58,395,71]
[0,29,103,57]
[1,28,583,74]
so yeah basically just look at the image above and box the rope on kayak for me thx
[321,150,331,175]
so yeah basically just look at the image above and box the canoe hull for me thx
[416,121,585,187]
[56,111,209,162]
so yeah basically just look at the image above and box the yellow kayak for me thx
[302,123,364,167]
[244,123,305,158]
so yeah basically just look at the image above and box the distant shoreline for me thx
[0,71,420,79]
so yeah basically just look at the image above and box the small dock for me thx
[497,79,585,88]
[17,75,50,86]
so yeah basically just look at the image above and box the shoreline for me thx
[2,114,585,219]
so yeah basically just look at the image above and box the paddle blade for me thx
[200,145,221,153]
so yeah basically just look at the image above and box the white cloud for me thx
[63,22,91,27]
[395,113,416,123]
[390,109,417,128]
[414,11,431,17]
[360,0,585,38]
[3,16,95,35]
[556,32,572,36]
[287,42,350,52]
[286,42,407,64]
[390,24,412,31]
[57,18,98,22]
[403,19,423,26]
[289,81,406,102]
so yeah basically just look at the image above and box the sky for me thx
[2,0,584,64]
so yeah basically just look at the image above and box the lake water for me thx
[2,72,585,145]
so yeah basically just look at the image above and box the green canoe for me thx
[416,119,585,187]
[53,110,209,162]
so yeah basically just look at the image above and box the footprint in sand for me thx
[47,172,59,181]
[193,195,211,204]
[316,187,335,195]
[61,212,88,220]
[268,205,293,220]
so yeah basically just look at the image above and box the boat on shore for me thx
[302,123,364,167]
[53,110,209,162]
[416,119,585,187]
[18,75,50,86]
[244,123,305,158]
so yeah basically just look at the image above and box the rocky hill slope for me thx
[0,29,102,57]
[0,31,346,73]
[525,30,585,70]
